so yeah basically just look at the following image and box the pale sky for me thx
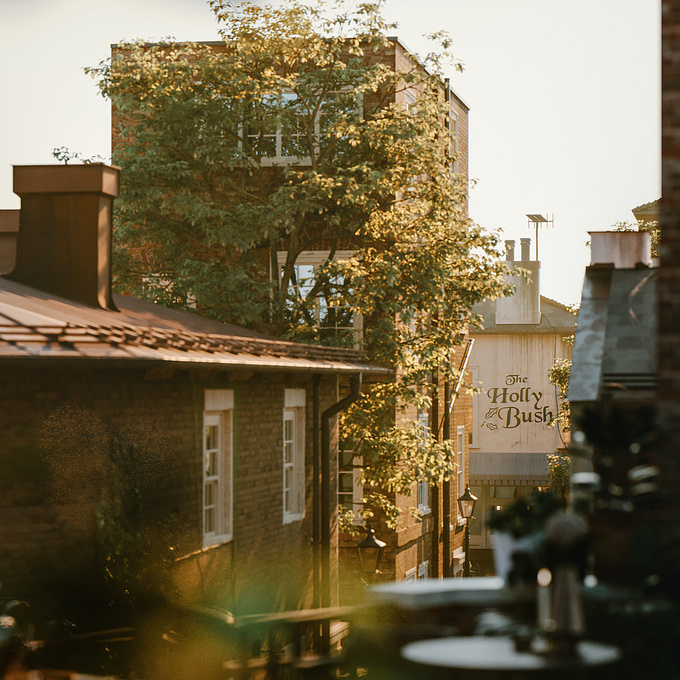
[0,0,661,305]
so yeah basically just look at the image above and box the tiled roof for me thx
[0,278,385,375]
[631,199,660,214]
[470,295,576,334]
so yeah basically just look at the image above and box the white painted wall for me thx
[470,333,570,454]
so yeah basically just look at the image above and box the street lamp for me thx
[356,525,386,574]
[457,486,478,577]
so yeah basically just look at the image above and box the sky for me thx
[0,0,661,305]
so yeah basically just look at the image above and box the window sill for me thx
[199,535,233,552]
[260,156,311,167]
[418,505,432,517]
[283,513,304,525]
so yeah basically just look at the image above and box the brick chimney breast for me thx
[9,164,120,310]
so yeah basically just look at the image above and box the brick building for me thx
[108,36,475,592]
[0,163,386,618]
[659,0,680,574]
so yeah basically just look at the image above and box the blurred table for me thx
[367,577,511,609]
[402,636,621,678]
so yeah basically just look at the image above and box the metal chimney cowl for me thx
[8,164,120,310]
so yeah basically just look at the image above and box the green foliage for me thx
[52,146,108,165]
[547,345,573,498]
[85,0,509,526]
[548,355,572,433]
[547,453,570,499]
[39,405,181,604]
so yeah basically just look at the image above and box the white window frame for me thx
[416,479,430,515]
[246,91,362,166]
[203,389,234,548]
[276,251,363,349]
[404,88,417,113]
[283,388,306,524]
[450,110,459,174]
[452,547,465,577]
[456,425,466,525]
[470,366,480,448]
[416,412,431,515]
[338,446,363,521]
[404,567,417,582]
[417,560,429,579]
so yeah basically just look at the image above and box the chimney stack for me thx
[8,165,119,310]
[0,210,20,276]
[588,231,652,269]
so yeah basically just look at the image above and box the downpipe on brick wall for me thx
[319,373,362,653]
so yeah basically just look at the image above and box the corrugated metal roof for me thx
[0,277,387,375]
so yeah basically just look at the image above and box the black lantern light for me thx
[457,486,478,520]
[457,486,478,577]
[356,525,386,574]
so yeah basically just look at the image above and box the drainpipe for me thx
[430,370,440,578]
[312,375,322,611]
[320,373,362,650]
[438,339,475,577]
[442,380,452,577]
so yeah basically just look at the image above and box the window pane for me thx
[205,481,216,505]
[339,449,354,469]
[339,496,353,511]
[206,451,217,476]
[205,425,218,451]
[204,507,215,533]
[340,475,353,493]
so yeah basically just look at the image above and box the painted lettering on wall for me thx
[482,374,554,430]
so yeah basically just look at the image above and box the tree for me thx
[86,0,510,527]
[547,328,576,499]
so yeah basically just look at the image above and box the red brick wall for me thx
[0,364,339,612]
[658,0,680,580]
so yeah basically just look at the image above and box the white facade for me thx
[468,240,576,551]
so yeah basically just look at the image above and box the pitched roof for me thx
[0,277,385,375]
[471,295,576,335]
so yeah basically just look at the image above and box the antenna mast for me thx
[526,214,554,260]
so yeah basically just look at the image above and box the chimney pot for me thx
[505,240,515,261]
[520,238,531,261]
